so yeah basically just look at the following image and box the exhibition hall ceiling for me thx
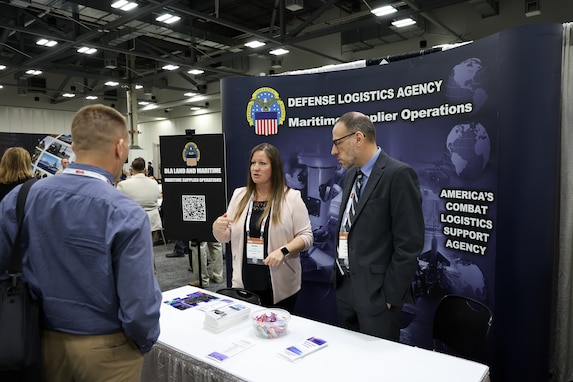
[0,0,567,115]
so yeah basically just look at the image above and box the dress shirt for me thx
[0,163,162,353]
[357,147,381,196]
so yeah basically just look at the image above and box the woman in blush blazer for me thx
[213,143,313,313]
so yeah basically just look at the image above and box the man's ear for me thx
[117,138,125,157]
[355,131,364,145]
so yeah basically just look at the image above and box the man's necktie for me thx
[345,170,363,232]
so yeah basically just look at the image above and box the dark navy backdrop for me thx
[221,23,563,381]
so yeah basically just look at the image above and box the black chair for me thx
[432,294,493,364]
[215,288,262,306]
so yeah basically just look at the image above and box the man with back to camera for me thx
[331,111,425,341]
[0,104,162,381]
[117,157,163,242]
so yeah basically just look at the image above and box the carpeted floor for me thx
[153,242,227,293]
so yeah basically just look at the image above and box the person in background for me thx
[0,146,33,202]
[117,157,163,244]
[212,143,313,313]
[147,161,154,177]
[165,240,189,258]
[330,111,425,341]
[55,157,69,175]
[188,241,223,287]
[0,104,162,381]
[120,168,129,181]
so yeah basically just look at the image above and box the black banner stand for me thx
[159,129,227,290]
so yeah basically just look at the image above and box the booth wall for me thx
[0,106,74,135]
[221,22,563,382]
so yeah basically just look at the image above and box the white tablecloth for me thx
[141,286,490,382]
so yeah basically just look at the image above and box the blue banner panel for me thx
[493,23,562,382]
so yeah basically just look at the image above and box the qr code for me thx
[182,195,206,222]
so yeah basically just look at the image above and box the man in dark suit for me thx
[331,111,425,341]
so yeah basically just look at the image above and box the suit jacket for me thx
[213,187,313,303]
[335,150,424,315]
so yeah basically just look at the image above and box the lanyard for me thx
[245,198,269,238]
[63,168,112,185]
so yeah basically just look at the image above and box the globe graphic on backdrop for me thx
[446,122,490,179]
[444,58,488,113]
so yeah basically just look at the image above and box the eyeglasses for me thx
[332,131,356,147]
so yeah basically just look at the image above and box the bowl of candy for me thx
[251,308,291,339]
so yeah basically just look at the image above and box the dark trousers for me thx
[336,274,402,341]
[173,240,188,254]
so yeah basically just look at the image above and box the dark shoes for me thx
[165,251,186,258]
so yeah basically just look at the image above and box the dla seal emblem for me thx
[246,87,286,136]
[182,142,200,166]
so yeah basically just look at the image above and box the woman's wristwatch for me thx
[280,247,289,256]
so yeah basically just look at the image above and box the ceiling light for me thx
[111,1,127,8]
[77,47,97,54]
[0,65,6,70]
[162,64,179,71]
[245,40,266,48]
[190,106,201,111]
[36,39,58,47]
[188,69,204,75]
[391,18,416,28]
[270,48,289,56]
[0,85,4,89]
[26,69,42,76]
[135,84,143,90]
[156,14,181,24]
[188,95,205,102]
[111,1,138,11]
[105,81,119,86]
[138,101,151,105]
[62,93,75,98]
[371,5,397,17]
[85,95,98,100]
[141,104,158,111]
[285,0,304,11]
[184,92,197,97]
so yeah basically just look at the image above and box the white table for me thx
[140,286,490,382]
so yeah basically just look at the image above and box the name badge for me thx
[246,237,264,264]
[338,232,349,268]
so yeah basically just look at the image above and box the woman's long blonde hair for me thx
[0,147,33,184]
[233,143,288,226]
